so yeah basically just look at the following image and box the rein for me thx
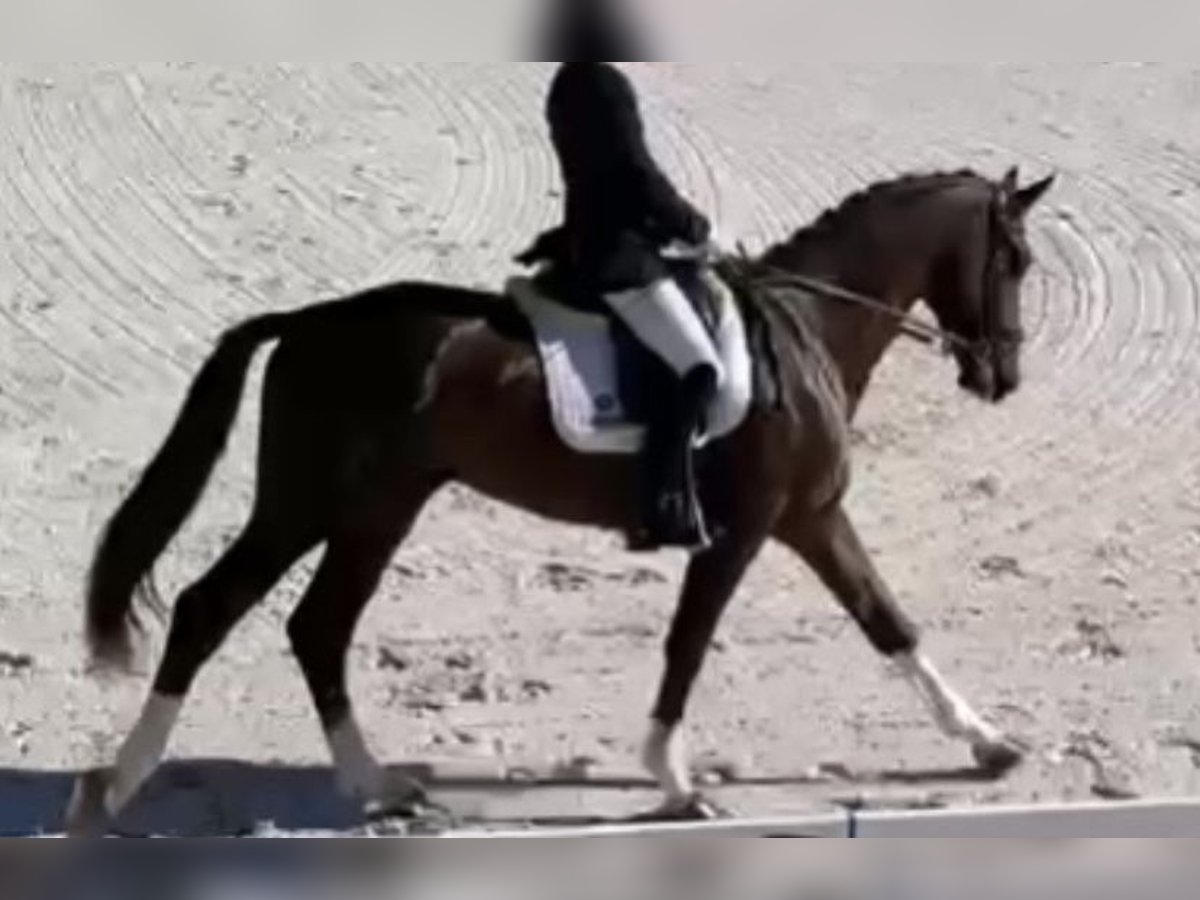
[728,247,974,354]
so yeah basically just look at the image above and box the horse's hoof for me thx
[973,738,1027,776]
[64,769,114,837]
[632,794,734,824]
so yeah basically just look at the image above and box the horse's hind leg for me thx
[775,504,1024,774]
[287,475,441,817]
[66,515,318,835]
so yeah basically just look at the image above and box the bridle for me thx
[979,189,1028,361]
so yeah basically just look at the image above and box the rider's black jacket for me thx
[519,62,712,310]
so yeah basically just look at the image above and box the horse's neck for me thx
[786,251,924,415]
[765,183,976,415]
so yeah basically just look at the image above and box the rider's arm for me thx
[630,155,712,248]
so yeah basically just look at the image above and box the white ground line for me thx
[441,799,1200,838]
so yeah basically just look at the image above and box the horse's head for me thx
[924,167,1055,403]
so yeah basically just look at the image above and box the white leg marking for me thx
[642,722,695,805]
[106,694,183,815]
[327,717,387,801]
[896,652,1004,747]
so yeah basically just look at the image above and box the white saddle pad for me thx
[505,274,754,456]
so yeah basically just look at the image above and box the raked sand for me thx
[1,64,1199,835]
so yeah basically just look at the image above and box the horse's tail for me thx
[85,312,293,671]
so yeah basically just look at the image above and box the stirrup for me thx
[627,521,711,555]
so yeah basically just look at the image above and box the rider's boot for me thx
[636,365,718,552]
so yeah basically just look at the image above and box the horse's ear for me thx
[1000,166,1021,196]
[1011,174,1057,217]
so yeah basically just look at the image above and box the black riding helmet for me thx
[536,0,649,62]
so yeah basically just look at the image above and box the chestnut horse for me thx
[67,167,1054,834]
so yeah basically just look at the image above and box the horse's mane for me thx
[761,168,992,266]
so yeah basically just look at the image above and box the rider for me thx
[517,0,725,552]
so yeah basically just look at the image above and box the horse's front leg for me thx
[775,504,1024,774]
[643,533,766,819]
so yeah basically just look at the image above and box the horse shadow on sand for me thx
[0,757,1012,837]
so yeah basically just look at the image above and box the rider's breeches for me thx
[603,279,726,386]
